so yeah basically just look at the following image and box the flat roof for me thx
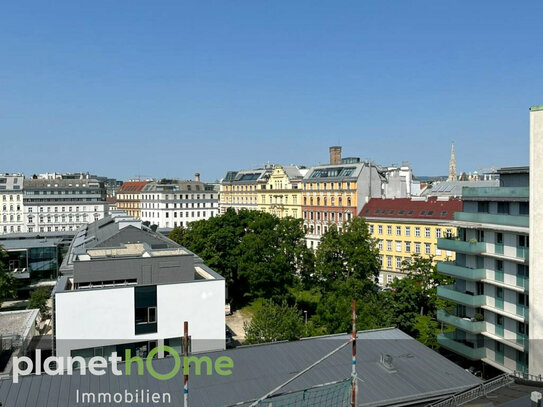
[0,238,62,251]
[0,309,39,337]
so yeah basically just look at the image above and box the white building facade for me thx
[0,174,24,235]
[141,180,219,229]
[23,178,107,233]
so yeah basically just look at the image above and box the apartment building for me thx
[140,178,219,229]
[55,213,225,359]
[256,165,307,218]
[0,174,24,235]
[220,167,272,214]
[22,178,107,233]
[436,166,530,374]
[361,197,462,285]
[116,181,148,219]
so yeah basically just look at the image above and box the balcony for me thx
[454,212,529,228]
[516,304,529,320]
[437,310,486,333]
[437,238,486,255]
[438,262,486,281]
[437,333,486,360]
[462,186,529,200]
[437,285,487,307]
[516,247,529,261]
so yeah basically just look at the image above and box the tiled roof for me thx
[117,181,148,194]
[360,197,462,220]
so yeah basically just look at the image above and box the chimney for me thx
[195,173,200,182]
[329,146,342,165]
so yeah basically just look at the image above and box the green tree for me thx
[0,245,16,307]
[244,299,305,344]
[168,225,186,246]
[28,287,51,316]
[315,218,380,286]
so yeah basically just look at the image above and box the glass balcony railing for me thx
[517,304,529,320]
[437,285,487,307]
[437,238,487,254]
[437,333,486,360]
[438,262,486,280]
[462,187,530,199]
[516,274,529,290]
[454,212,529,228]
[517,247,529,261]
[495,243,504,255]
[437,310,486,333]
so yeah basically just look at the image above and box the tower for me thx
[447,142,457,182]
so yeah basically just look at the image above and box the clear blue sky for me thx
[0,1,539,181]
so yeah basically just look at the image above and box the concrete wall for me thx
[55,279,225,358]
[530,107,543,375]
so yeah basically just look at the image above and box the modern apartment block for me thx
[22,178,107,233]
[0,174,24,235]
[256,164,307,218]
[140,177,219,230]
[115,181,148,219]
[436,167,530,374]
[54,213,225,359]
[361,197,461,285]
[220,167,272,214]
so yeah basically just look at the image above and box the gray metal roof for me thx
[0,328,480,407]
[0,238,63,251]
[422,180,499,197]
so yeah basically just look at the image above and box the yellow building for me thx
[257,165,306,218]
[360,197,462,286]
[219,168,272,214]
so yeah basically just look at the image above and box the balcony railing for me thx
[437,285,487,307]
[454,212,529,228]
[437,310,486,333]
[437,262,486,280]
[462,186,529,199]
[517,247,529,261]
[516,304,529,320]
[437,333,486,360]
[437,238,486,254]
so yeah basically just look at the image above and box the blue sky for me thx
[0,1,539,181]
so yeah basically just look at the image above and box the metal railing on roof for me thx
[427,373,513,407]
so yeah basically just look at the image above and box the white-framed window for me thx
[387,274,393,284]
[396,256,402,269]
[405,226,410,236]
[395,241,402,252]
[405,241,411,252]
[369,225,374,234]
[415,227,421,237]
[425,243,431,254]
[415,242,421,253]
[378,240,383,251]
[436,228,442,238]
[396,226,401,236]
[436,248,442,256]
[387,225,392,235]
[378,225,383,235]
[386,256,392,269]
[387,240,392,251]
[425,227,431,238]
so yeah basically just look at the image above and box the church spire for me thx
[447,141,457,181]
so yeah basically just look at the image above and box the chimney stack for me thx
[329,146,342,165]
[195,173,200,182]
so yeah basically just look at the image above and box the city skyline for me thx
[0,1,537,180]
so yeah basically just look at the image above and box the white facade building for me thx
[141,180,219,229]
[23,178,107,233]
[54,214,225,359]
[0,174,24,235]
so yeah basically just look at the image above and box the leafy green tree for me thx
[0,245,16,307]
[28,287,51,316]
[168,225,186,246]
[244,299,305,344]
[315,218,380,286]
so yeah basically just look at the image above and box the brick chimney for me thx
[329,146,342,165]
[195,173,200,182]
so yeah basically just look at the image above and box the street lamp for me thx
[303,310,308,325]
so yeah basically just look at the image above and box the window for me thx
[387,225,392,235]
[386,256,392,269]
[387,274,393,284]
[369,225,374,234]
[414,227,421,237]
[396,257,402,269]
[387,240,392,251]
[135,286,158,335]
[425,243,431,254]
[496,232,503,244]
[396,226,401,236]
[395,241,401,252]
[405,226,410,237]
[405,242,411,252]
[378,241,383,251]
[415,242,421,254]
[478,201,490,213]
[425,227,431,238]
[378,225,383,235]
[518,235,529,247]
[497,202,510,215]
[519,202,529,215]
[435,228,441,238]
[496,287,504,299]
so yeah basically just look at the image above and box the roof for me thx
[497,166,530,174]
[0,328,480,407]
[221,168,273,185]
[360,197,462,221]
[117,181,148,194]
[23,178,103,190]
[0,309,39,337]
[422,180,499,197]
[142,181,215,193]
[0,237,62,251]
[302,162,369,182]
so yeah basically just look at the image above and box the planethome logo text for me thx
[13,346,234,383]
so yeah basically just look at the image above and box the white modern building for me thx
[54,213,225,360]
[141,178,219,230]
[0,174,24,235]
[23,178,107,233]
